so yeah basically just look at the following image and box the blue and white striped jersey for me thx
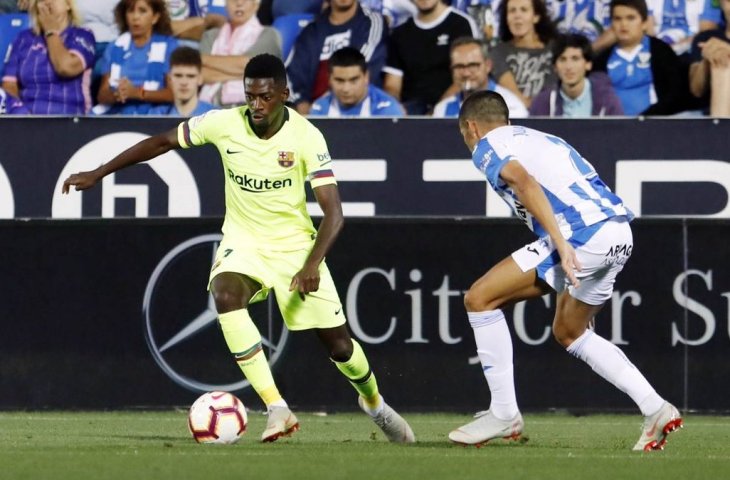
[472,125,633,240]
[309,85,403,117]
[607,35,655,115]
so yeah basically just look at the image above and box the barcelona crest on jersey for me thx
[278,151,295,167]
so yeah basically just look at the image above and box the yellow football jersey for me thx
[177,106,337,250]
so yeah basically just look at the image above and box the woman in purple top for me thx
[1,0,96,114]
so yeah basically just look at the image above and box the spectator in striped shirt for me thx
[1,0,96,114]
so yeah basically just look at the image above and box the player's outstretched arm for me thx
[61,128,180,194]
[500,159,582,287]
[289,184,344,299]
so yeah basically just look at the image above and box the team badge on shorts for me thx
[277,151,295,168]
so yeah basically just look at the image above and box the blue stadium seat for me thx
[272,13,315,62]
[0,12,29,77]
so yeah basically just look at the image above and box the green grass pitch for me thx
[2,411,729,480]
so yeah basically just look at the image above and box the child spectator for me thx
[1,0,95,114]
[199,0,281,107]
[148,45,217,115]
[491,0,558,107]
[530,33,624,115]
[310,46,404,116]
[94,0,178,114]
[593,0,686,115]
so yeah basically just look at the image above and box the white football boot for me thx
[358,396,416,443]
[449,410,524,446]
[633,401,683,451]
[261,406,299,442]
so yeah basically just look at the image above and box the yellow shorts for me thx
[208,241,346,331]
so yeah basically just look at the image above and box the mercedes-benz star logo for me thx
[143,234,289,393]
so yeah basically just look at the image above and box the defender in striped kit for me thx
[448,90,682,451]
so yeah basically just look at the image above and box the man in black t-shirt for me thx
[383,0,478,114]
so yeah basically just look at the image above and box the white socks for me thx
[468,310,519,420]
[567,329,664,416]
[470,310,665,418]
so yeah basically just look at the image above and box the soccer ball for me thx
[188,391,247,444]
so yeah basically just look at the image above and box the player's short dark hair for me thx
[458,90,510,126]
[610,0,648,20]
[450,36,489,59]
[328,47,367,73]
[244,54,288,88]
[170,46,202,69]
[552,34,593,64]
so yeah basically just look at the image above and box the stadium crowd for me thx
[1,0,728,117]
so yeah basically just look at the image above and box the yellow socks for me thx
[333,339,381,409]
[218,309,283,407]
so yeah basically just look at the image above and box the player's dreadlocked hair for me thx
[244,54,288,88]
[458,90,510,127]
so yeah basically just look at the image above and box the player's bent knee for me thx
[463,288,496,312]
[328,338,354,362]
[210,273,256,313]
[210,279,246,313]
[211,289,245,313]
[552,323,584,348]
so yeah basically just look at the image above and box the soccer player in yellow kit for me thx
[62,54,415,444]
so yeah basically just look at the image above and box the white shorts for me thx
[511,217,633,305]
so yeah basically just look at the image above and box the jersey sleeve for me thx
[473,135,514,188]
[302,126,337,188]
[177,109,222,148]
[384,28,404,76]
[66,28,96,70]
[2,33,24,82]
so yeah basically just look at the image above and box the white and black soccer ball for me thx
[188,391,247,444]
